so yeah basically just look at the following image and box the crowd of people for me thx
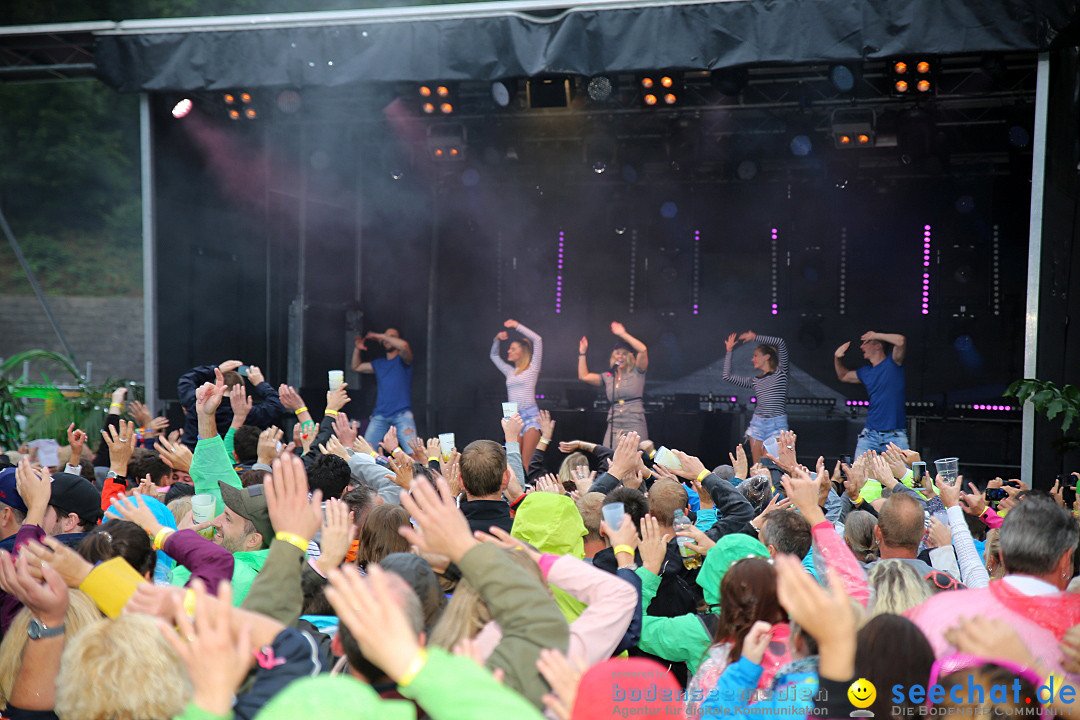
[0,325,1077,720]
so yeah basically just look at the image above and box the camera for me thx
[985,488,1008,502]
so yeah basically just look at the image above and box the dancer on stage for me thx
[834,330,908,457]
[352,328,417,449]
[578,322,649,445]
[723,330,789,462]
[490,318,543,461]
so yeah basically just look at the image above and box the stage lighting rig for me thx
[427,123,466,162]
[419,82,456,116]
[223,91,258,120]
[639,72,680,107]
[890,58,936,96]
[831,108,875,149]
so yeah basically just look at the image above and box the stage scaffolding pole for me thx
[140,94,158,412]
[1021,52,1050,485]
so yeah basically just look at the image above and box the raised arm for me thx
[350,336,373,373]
[490,332,514,377]
[514,321,543,371]
[833,342,860,384]
[368,331,413,365]
[755,334,789,375]
[577,336,603,386]
[863,331,907,365]
[722,333,755,389]
[611,322,648,372]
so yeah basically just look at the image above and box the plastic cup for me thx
[191,494,216,524]
[328,370,344,390]
[934,457,959,486]
[654,446,682,471]
[602,502,625,531]
[502,402,518,418]
[439,433,455,461]
[763,436,779,459]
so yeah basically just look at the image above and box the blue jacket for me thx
[699,656,819,719]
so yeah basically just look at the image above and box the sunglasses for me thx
[924,571,966,592]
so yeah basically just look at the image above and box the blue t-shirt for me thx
[372,355,413,417]
[856,356,906,431]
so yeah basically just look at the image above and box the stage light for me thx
[418,82,456,115]
[660,76,673,88]
[587,76,613,102]
[832,109,875,149]
[240,92,252,104]
[770,227,779,315]
[641,77,655,89]
[419,86,432,97]
[857,134,870,145]
[422,102,435,114]
[227,108,240,120]
[427,123,466,162]
[663,93,676,105]
[555,231,564,313]
[639,72,680,107]
[436,86,449,97]
[916,61,931,74]
[895,80,909,93]
[244,107,257,119]
[838,134,851,145]
[440,103,453,114]
[491,80,512,107]
[643,94,658,106]
[789,135,812,156]
[922,224,931,315]
[891,58,935,96]
[893,61,908,75]
[223,93,236,105]
[917,79,931,93]
[830,64,856,92]
[171,99,193,119]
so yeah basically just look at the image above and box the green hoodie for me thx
[511,493,588,622]
[636,533,768,674]
[169,548,268,605]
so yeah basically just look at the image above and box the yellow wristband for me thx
[153,527,175,551]
[325,409,339,416]
[368,451,377,457]
[109,403,123,409]
[538,438,550,446]
[183,588,196,617]
[294,407,308,415]
[613,544,635,557]
[275,531,309,553]
[428,457,439,463]
[696,469,710,483]
[397,648,429,687]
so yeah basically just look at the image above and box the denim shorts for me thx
[745,414,789,443]
[518,403,541,432]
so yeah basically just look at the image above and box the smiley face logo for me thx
[847,678,876,709]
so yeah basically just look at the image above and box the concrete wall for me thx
[0,296,143,383]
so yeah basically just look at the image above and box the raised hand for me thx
[538,409,556,440]
[533,473,563,494]
[675,523,715,555]
[229,384,252,427]
[319,435,351,462]
[110,493,165,536]
[724,333,737,353]
[245,365,264,386]
[326,384,350,414]
[156,435,193,473]
[315,498,356,575]
[841,462,866,502]
[834,341,851,359]
[638,514,672,575]
[729,443,748,480]
[738,330,756,344]
[407,437,427,464]
[935,473,963,509]
[381,426,399,455]
[425,437,442,462]
[218,360,243,373]
[752,493,792,530]
[775,555,856,681]
[473,525,542,564]
[385,454,414,490]
[536,648,587,720]
[610,321,626,336]
[558,440,582,454]
[781,465,824,524]
[742,621,774,664]
[671,449,707,481]
[353,434,376,456]
[607,431,642,481]
[503,319,519,329]
[0,549,69,626]
[330,413,357,448]
[66,423,87,465]
[769,430,798,472]
[267,453,323,544]
[277,384,305,412]
[160,581,254,717]
[129,399,153,427]
[925,517,951,548]
[354,335,367,352]
[496,331,509,342]
[501,412,524,443]
[21,537,94,588]
[958,482,987,516]
[578,336,588,354]
[195,369,228,417]
[398,475,478,563]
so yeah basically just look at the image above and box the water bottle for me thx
[673,510,702,570]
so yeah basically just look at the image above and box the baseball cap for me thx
[49,472,103,525]
[0,467,27,514]
[218,481,273,549]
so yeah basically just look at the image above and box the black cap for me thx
[49,473,103,525]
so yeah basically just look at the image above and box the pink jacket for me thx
[812,521,870,607]
[474,554,637,666]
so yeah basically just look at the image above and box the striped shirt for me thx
[723,334,789,418]
[490,323,543,408]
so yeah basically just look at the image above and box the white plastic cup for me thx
[654,446,682,471]
[502,402,518,418]
[191,494,216,524]
[439,433,455,461]
[328,370,345,390]
[602,502,625,531]
[763,436,779,459]
[934,457,959,486]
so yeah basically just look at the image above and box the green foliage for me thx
[1005,378,1080,452]
[0,350,131,448]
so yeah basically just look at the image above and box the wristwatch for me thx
[28,617,65,639]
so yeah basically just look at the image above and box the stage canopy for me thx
[91,0,1079,92]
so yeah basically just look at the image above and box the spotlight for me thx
[890,58,935,96]
[639,72,680,107]
[893,61,908,75]
[240,92,252,104]
[491,80,515,107]
[244,107,257,119]
[829,64,856,92]
[831,109,876,149]
[418,82,456,115]
[223,93,236,105]
[171,98,193,119]
[916,61,931,74]
[895,80,909,94]
[427,123,466,162]
[789,135,812,157]
[227,109,240,120]
[422,102,435,114]
[916,79,931,93]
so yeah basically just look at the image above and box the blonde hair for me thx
[868,559,931,617]
[512,338,532,374]
[168,496,192,528]
[55,613,192,720]
[0,590,103,709]
[558,452,590,491]
[430,548,548,650]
